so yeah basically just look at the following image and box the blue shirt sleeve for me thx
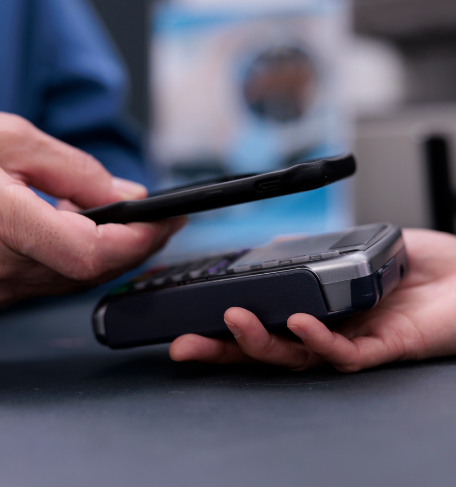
[6,0,151,188]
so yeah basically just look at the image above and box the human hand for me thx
[170,228,456,372]
[0,113,185,305]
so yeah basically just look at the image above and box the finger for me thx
[0,216,186,304]
[223,307,324,369]
[56,200,81,212]
[0,115,146,207]
[169,334,253,364]
[141,216,188,257]
[165,216,188,239]
[287,314,392,373]
[0,182,171,280]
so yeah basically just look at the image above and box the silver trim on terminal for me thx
[93,304,108,338]
[306,223,405,311]
[304,223,403,284]
[213,223,404,313]
[321,280,352,312]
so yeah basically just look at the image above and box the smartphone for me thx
[93,223,408,349]
[81,154,355,225]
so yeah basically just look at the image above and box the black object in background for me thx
[81,155,356,225]
[90,0,150,126]
[424,135,455,233]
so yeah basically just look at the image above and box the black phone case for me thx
[81,154,356,225]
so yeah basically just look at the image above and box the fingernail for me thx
[112,177,147,200]
[224,320,241,339]
[288,325,307,341]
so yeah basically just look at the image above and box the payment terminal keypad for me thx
[121,225,387,296]
[127,245,346,295]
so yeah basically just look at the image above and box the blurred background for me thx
[90,0,456,253]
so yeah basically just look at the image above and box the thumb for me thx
[0,114,147,208]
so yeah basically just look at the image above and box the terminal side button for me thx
[291,256,310,264]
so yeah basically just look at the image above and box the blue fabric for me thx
[0,0,150,194]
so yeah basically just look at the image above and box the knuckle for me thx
[63,149,110,203]
[260,336,280,359]
[71,149,104,180]
[288,353,315,373]
[66,243,103,281]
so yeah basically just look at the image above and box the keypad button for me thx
[188,257,223,279]
[262,260,280,269]
[133,249,252,289]
[151,267,177,286]
[207,258,231,275]
[189,268,205,279]
[186,259,213,279]
[152,275,171,287]
[134,281,149,291]
[170,264,194,283]
[291,256,310,264]
[234,265,251,274]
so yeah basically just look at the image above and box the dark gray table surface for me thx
[0,290,455,487]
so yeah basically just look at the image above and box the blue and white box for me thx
[150,0,353,252]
